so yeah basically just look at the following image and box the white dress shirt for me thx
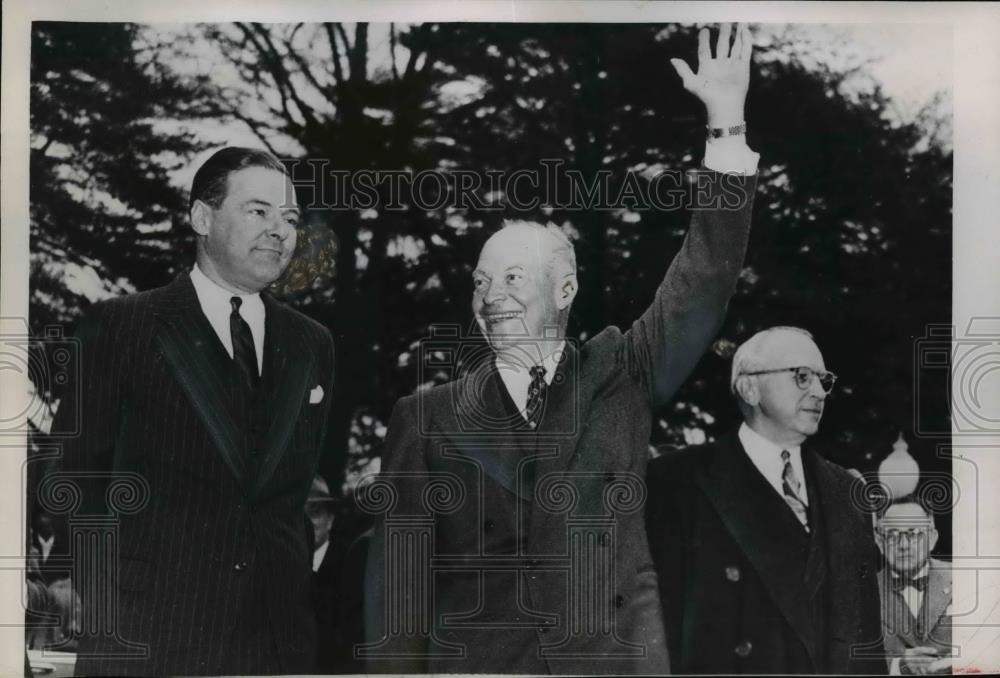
[37,534,55,562]
[312,539,330,573]
[190,264,265,374]
[495,342,565,420]
[892,562,929,618]
[738,422,810,507]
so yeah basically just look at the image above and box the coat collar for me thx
[153,271,314,497]
[433,339,589,509]
[695,431,862,667]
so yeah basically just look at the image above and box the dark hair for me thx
[189,147,288,211]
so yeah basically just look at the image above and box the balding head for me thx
[472,220,578,354]
[731,326,829,446]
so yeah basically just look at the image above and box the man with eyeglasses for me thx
[875,498,952,675]
[646,326,886,674]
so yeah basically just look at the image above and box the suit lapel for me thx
[439,358,533,500]
[918,560,950,636]
[879,569,920,647]
[528,342,596,550]
[695,432,817,659]
[154,273,250,491]
[250,294,314,497]
[802,449,829,603]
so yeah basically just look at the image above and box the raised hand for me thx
[670,23,752,128]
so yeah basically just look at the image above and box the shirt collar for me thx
[890,563,930,580]
[190,263,263,314]
[738,422,808,504]
[312,539,330,572]
[739,421,801,459]
[495,341,565,386]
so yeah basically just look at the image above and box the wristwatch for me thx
[707,122,747,139]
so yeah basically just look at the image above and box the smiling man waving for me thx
[364,23,758,675]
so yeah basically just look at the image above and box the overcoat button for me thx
[615,595,625,609]
[734,640,752,657]
[484,520,495,532]
[234,560,248,572]
[725,566,741,582]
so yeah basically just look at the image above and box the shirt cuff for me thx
[703,136,760,174]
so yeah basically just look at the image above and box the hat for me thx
[307,475,338,504]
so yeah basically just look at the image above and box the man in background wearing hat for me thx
[308,475,357,674]
[876,497,952,675]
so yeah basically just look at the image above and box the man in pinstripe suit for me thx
[53,147,336,676]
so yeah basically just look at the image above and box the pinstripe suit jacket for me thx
[365,170,757,674]
[52,272,335,676]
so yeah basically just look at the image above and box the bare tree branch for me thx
[249,23,322,130]
[323,22,347,87]
[389,23,400,83]
[281,30,332,101]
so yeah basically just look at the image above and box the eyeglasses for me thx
[741,366,838,393]
[878,528,931,544]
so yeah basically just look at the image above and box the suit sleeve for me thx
[363,396,430,673]
[856,512,890,675]
[50,301,127,512]
[621,170,756,408]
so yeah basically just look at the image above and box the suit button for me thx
[615,595,625,609]
[484,520,495,532]
[234,560,248,572]
[734,640,752,657]
[725,566,741,582]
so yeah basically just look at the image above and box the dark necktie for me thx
[781,449,810,531]
[525,365,548,430]
[230,296,259,389]
[892,575,928,593]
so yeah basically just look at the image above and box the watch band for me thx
[707,122,747,139]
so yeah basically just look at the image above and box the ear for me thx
[734,374,760,407]
[928,526,939,553]
[190,200,213,237]
[554,273,578,311]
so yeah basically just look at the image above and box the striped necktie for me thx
[781,449,809,531]
[525,365,547,430]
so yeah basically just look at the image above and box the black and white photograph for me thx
[2,1,999,676]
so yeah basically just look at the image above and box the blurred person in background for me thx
[876,496,952,675]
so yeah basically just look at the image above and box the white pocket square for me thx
[309,385,324,404]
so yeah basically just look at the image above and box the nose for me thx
[265,212,294,241]
[483,280,506,305]
[808,373,828,399]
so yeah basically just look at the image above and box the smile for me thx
[483,311,523,322]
